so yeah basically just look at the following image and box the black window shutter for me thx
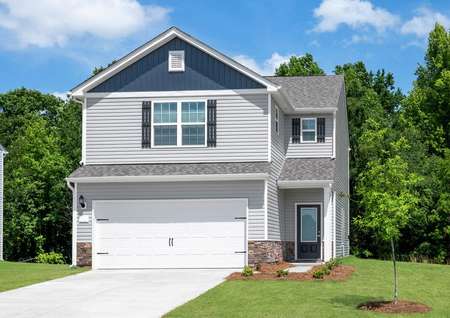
[142,101,152,148]
[292,118,301,144]
[317,117,326,143]
[207,100,217,147]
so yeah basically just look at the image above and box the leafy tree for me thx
[92,59,118,76]
[275,53,325,76]
[356,138,422,303]
[0,89,81,261]
[414,24,450,147]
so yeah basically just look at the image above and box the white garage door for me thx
[92,199,247,269]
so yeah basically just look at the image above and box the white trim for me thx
[294,202,323,260]
[67,173,269,184]
[83,89,269,99]
[150,99,207,148]
[332,111,336,158]
[81,98,87,164]
[333,191,337,258]
[91,198,249,269]
[300,117,317,143]
[264,179,268,240]
[70,27,278,97]
[278,180,334,189]
[66,181,77,266]
[168,50,185,72]
[292,107,337,114]
[267,94,272,162]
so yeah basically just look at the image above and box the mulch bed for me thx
[226,264,355,281]
[358,300,431,314]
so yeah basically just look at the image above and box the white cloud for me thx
[52,92,69,100]
[233,53,291,75]
[401,8,450,38]
[313,0,399,32]
[0,0,171,48]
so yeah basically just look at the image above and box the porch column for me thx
[322,184,333,261]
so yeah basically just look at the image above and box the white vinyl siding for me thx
[267,98,285,240]
[285,114,333,158]
[76,180,265,242]
[85,94,268,164]
[334,86,350,257]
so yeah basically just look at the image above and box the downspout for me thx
[66,180,77,267]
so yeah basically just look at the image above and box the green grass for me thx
[0,261,89,292]
[165,257,450,318]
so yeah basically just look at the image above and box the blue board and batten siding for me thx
[89,37,264,93]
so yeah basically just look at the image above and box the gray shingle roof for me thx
[69,162,270,178]
[265,75,344,110]
[278,158,335,181]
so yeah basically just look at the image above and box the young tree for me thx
[275,53,325,76]
[355,139,422,303]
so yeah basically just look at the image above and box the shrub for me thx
[241,266,254,277]
[36,251,65,264]
[312,267,330,279]
[325,258,342,271]
[276,269,289,277]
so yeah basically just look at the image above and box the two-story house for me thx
[67,27,349,269]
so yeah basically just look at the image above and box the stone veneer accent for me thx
[282,241,295,261]
[77,242,92,266]
[248,241,283,265]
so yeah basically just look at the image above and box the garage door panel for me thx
[93,199,246,269]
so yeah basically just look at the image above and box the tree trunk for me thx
[391,238,398,304]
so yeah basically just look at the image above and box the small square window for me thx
[168,50,185,72]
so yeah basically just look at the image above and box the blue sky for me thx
[0,0,449,97]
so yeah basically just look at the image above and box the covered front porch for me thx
[277,158,337,263]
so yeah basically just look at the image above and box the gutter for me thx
[66,172,269,184]
[277,179,334,189]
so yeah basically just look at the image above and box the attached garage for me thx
[92,199,247,269]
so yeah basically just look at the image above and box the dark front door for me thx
[297,204,321,260]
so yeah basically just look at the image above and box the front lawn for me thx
[165,256,450,317]
[0,261,88,292]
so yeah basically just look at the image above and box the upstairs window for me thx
[168,50,185,72]
[181,102,206,145]
[275,106,279,135]
[152,101,206,147]
[301,118,317,143]
[153,102,177,146]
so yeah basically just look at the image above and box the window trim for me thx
[300,117,317,143]
[151,99,207,148]
[275,106,279,135]
[168,50,185,72]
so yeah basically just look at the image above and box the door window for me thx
[301,207,317,242]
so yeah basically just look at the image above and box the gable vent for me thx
[168,50,185,72]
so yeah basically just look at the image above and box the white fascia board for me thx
[70,27,278,97]
[84,89,268,99]
[278,180,334,189]
[67,173,269,183]
[292,107,338,114]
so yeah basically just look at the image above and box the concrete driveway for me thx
[0,269,233,318]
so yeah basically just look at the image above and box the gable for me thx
[89,37,265,93]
